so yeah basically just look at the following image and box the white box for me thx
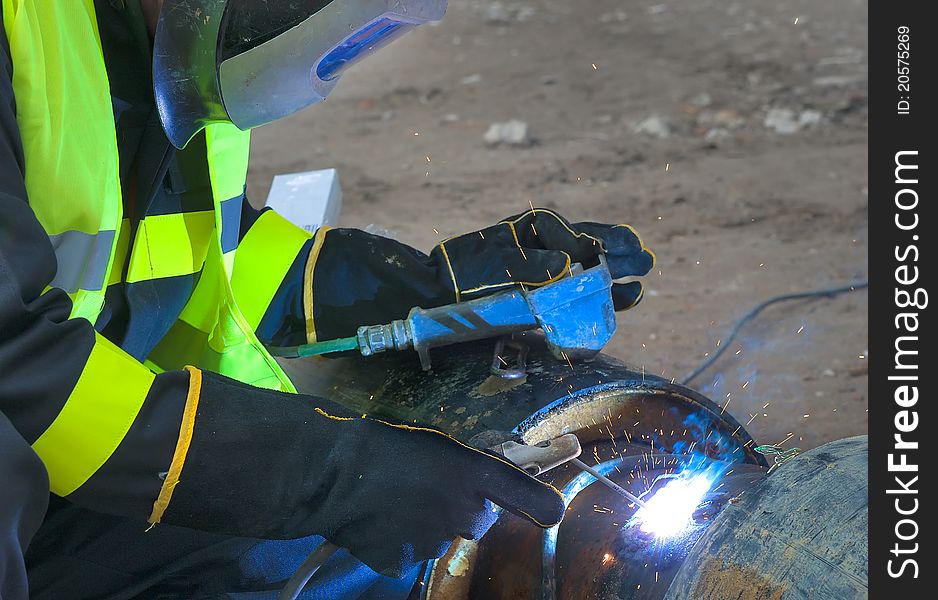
[264,168,342,233]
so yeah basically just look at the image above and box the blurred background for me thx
[248,0,868,451]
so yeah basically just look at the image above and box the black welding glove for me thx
[157,370,565,578]
[309,208,655,341]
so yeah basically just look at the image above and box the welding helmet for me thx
[153,0,447,149]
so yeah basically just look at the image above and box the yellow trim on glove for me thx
[500,207,606,252]
[303,227,332,343]
[147,366,202,527]
[612,223,657,270]
[437,241,461,303]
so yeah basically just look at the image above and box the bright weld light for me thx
[633,472,715,538]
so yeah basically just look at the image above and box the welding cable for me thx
[681,280,869,385]
[278,541,340,600]
[268,335,360,358]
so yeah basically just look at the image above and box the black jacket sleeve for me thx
[1,23,185,518]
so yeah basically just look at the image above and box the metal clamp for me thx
[490,338,529,379]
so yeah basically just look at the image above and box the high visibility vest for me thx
[3,0,311,496]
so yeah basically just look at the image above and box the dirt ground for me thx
[248,0,868,452]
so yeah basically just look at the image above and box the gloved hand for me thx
[309,208,654,341]
[157,370,565,577]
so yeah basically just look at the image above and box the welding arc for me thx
[571,458,647,508]
[682,281,869,385]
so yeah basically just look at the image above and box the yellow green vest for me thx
[4,0,311,495]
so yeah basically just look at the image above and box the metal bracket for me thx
[490,338,529,380]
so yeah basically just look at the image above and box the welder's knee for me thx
[0,414,50,600]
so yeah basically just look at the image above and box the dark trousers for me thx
[0,413,49,600]
[1,416,421,600]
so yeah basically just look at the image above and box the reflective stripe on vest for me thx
[3,0,121,321]
[126,211,215,283]
[31,332,155,496]
[48,229,116,292]
[231,210,313,330]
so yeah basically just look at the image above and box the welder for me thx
[0,1,654,598]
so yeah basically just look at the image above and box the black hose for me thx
[278,541,340,600]
[681,281,869,385]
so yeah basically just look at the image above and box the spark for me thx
[796,325,804,334]
[665,162,671,171]
[432,228,439,234]
[425,155,431,162]
[720,395,732,414]
[592,63,598,70]
[561,350,575,371]
[479,231,485,239]
[793,16,800,24]
[602,553,613,565]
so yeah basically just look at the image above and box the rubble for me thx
[483,120,531,147]
[484,2,536,24]
[690,93,714,108]
[631,115,671,139]
[764,108,824,134]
